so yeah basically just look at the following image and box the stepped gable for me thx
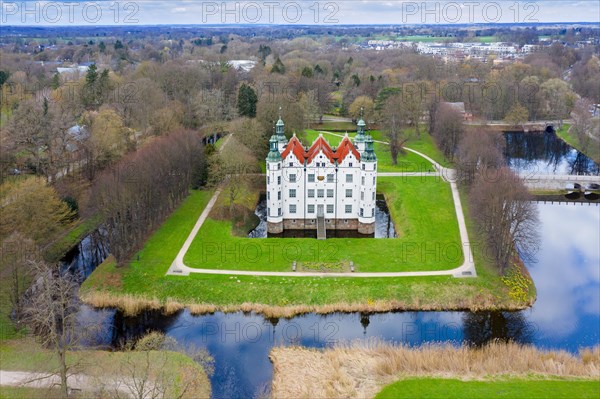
[282,134,361,165]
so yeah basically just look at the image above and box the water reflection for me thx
[504,131,600,176]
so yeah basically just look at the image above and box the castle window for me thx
[349,162,353,167]
[289,173,296,183]
[289,204,296,213]
[373,192,375,200]
[360,208,364,217]
[373,176,376,184]
[277,176,281,185]
[362,164,365,170]
[278,191,281,200]
[278,208,282,216]
[317,189,324,198]
[346,174,353,183]
[289,162,293,167]
[327,174,334,183]
[361,176,365,185]
[345,189,352,198]
[345,205,352,214]
[361,192,364,201]
[267,176,270,184]
[327,189,334,198]
[289,189,296,198]
[308,174,315,182]
[278,163,281,170]
[267,192,270,200]
[327,204,334,214]
[308,189,315,198]
[308,204,315,213]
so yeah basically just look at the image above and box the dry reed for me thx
[270,341,600,399]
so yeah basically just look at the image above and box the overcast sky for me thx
[1,1,599,26]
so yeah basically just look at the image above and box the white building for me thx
[266,115,377,236]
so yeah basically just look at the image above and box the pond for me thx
[74,201,599,399]
[504,130,600,176]
[248,195,396,238]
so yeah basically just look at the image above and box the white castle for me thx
[266,113,377,237]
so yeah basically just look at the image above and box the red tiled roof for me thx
[282,135,360,165]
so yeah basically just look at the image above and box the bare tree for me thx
[432,103,464,161]
[111,332,213,399]
[455,130,506,187]
[382,95,411,165]
[469,167,539,274]
[21,260,95,398]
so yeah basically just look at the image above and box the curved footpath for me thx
[167,132,476,278]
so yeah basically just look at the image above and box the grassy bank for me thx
[270,342,600,399]
[375,377,600,399]
[555,123,600,164]
[0,338,211,398]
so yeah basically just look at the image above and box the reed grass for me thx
[270,341,600,399]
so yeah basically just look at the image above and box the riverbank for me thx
[80,182,535,318]
[0,338,211,398]
[270,342,600,399]
[555,123,600,164]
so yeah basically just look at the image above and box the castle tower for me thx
[358,133,377,234]
[353,111,367,154]
[275,108,287,152]
[266,134,283,234]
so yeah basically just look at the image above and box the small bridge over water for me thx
[520,173,600,191]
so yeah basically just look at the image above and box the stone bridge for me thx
[520,173,600,191]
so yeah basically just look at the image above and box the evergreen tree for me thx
[237,84,258,118]
[271,57,286,74]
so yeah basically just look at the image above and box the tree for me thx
[470,167,539,274]
[271,56,286,74]
[455,130,505,187]
[22,259,96,398]
[540,78,574,124]
[571,98,595,151]
[504,103,529,129]
[348,96,374,122]
[432,103,464,161]
[112,332,213,399]
[237,83,258,118]
[0,177,75,244]
[382,95,411,165]
[298,90,320,128]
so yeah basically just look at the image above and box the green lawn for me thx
[184,176,461,272]
[555,123,600,164]
[304,128,445,172]
[375,377,600,399]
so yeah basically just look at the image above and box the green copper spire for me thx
[266,134,281,162]
[355,107,366,143]
[275,107,286,143]
[362,134,377,162]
